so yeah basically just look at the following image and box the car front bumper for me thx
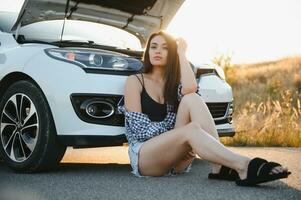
[216,122,236,137]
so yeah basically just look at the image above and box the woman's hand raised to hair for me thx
[176,36,197,92]
[176,37,188,56]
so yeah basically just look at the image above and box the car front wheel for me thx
[0,80,66,173]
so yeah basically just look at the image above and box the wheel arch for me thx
[0,72,58,134]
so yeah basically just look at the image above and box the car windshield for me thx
[19,20,142,50]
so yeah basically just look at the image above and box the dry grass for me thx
[216,55,301,147]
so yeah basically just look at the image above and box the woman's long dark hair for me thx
[142,31,181,112]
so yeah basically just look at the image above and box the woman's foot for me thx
[237,158,289,180]
[211,165,222,174]
[237,159,250,180]
[236,157,291,186]
[208,165,239,181]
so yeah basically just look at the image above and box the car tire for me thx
[0,80,66,173]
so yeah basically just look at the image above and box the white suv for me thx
[0,0,235,173]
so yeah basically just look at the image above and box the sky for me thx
[1,0,301,64]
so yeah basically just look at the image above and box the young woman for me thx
[118,31,290,186]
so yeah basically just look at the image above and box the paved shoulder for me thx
[0,147,300,200]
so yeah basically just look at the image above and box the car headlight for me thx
[214,65,226,80]
[45,48,143,71]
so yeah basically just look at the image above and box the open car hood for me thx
[11,0,184,46]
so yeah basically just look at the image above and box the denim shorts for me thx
[128,142,193,177]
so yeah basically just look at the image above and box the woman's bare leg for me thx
[138,93,287,178]
[138,121,251,178]
[173,93,222,173]
[170,99,196,173]
[138,122,198,176]
[181,94,287,175]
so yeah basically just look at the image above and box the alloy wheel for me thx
[0,93,39,162]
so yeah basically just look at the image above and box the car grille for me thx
[206,103,228,118]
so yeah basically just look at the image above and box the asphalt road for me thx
[0,147,300,200]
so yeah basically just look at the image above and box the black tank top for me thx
[134,73,167,122]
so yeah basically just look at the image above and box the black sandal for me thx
[236,157,291,186]
[208,166,239,181]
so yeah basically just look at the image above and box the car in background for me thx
[0,0,234,173]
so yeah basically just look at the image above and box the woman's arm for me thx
[177,37,198,95]
[124,75,142,112]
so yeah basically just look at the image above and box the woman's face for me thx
[148,35,168,67]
